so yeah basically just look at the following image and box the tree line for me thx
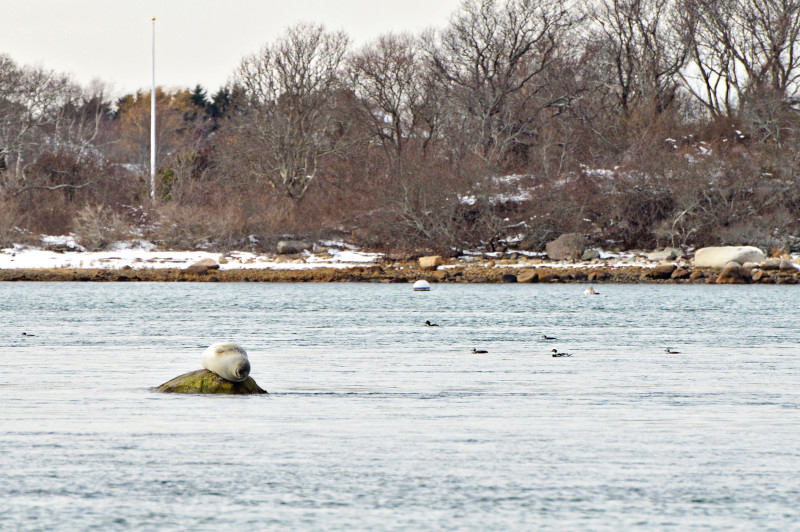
[2,0,800,254]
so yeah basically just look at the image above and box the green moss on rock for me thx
[155,369,267,395]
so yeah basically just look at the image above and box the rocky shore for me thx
[1,255,798,284]
[2,236,799,284]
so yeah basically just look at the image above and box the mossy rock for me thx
[155,369,267,395]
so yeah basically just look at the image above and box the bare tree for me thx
[422,0,576,171]
[588,0,688,116]
[226,23,351,200]
[681,0,800,127]
[52,80,116,164]
[0,56,118,206]
[348,33,436,170]
[0,55,74,180]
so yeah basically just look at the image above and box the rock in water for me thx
[155,369,267,395]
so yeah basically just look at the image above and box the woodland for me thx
[2,0,800,255]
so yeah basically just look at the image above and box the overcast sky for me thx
[0,0,461,97]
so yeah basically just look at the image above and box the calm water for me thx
[1,282,799,531]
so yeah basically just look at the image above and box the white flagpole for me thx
[150,17,156,204]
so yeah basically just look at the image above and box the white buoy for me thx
[413,279,431,291]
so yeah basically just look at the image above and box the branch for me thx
[12,181,94,196]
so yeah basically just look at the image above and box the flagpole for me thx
[150,17,156,204]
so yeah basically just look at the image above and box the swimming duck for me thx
[542,335,557,340]
[664,348,680,354]
[551,349,572,357]
[584,286,599,295]
[472,348,488,354]
[22,332,35,337]
[425,320,439,327]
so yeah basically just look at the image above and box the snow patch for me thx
[0,236,383,271]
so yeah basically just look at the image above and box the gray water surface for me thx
[1,282,799,530]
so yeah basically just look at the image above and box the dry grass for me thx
[73,204,135,251]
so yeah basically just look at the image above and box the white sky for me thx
[0,0,461,98]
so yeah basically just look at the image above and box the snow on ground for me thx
[0,237,384,271]
[9,236,795,272]
[0,235,670,271]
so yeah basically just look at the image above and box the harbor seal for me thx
[201,342,251,382]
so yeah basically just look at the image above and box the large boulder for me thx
[694,246,765,268]
[419,255,444,270]
[517,270,539,283]
[588,271,609,281]
[716,261,752,284]
[538,272,559,283]
[581,248,601,261]
[155,369,267,395]
[545,233,585,261]
[651,263,676,279]
[670,267,690,280]
[432,269,449,281]
[647,248,683,261]
[277,240,312,254]
[752,270,771,283]
[183,258,219,274]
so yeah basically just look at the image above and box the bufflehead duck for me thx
[425,320,439,327]
[664,348,680,354]
[471,348,488,354]
[542,335,557,340]
[551,349,572,357]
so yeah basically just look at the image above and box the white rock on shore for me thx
[694,246,765,268]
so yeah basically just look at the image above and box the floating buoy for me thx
[413,279,431,291]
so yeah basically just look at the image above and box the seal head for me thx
[201,342,251,382]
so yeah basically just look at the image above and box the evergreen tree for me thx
[209,87,231,119]
[113,93,138,119]
[190,84,209,110]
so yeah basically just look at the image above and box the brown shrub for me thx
[0,196,33,247]
[73,204,134,250]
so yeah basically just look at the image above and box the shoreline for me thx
[2,262,798,284]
